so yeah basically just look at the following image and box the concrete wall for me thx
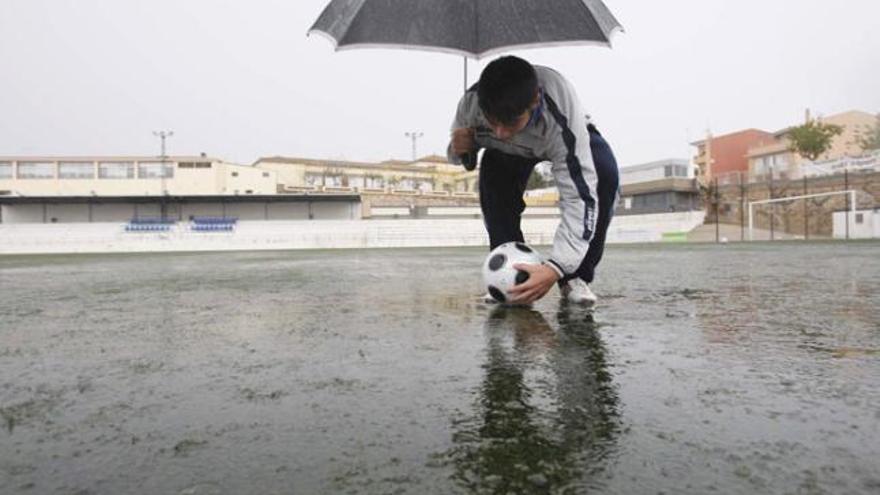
[134,204,162,219]
[311,202,360,220]
[2,204,44,223]
[222,202,269,221]
[1,199,361,224]
[45,204,90,223]
[266,203,309,220]
[0,211,710,255]
[92,204,135,222]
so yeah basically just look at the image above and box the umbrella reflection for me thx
[444,303,619,493]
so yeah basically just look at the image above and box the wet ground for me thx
[1,242,879,494]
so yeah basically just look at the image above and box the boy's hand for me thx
[507,263,560,304]
[450,128,476,156]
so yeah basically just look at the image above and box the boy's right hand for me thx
[450,128,476,156]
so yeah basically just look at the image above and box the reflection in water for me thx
[445,304,619,494]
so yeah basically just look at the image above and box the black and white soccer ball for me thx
[482,242,544,303]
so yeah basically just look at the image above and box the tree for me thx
[786,118,844,161]
[855,113,880,152]
[526,169,550,190]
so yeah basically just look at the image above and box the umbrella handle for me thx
[460,151,478,171]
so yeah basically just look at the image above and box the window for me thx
[664,165,673,177]
[98,162,135,179]
[262,172,270,178]
[231,172,239,177]
[59,162,95,179]
[305,173,323,186]
[365,176,385,188]
[0,162,12,179]
[138,162,174,178]
[632,192,669,209]
[396,178,416,190]
[855,213,864,224]
[18,162,55,179]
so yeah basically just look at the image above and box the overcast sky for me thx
[1,0,878,167]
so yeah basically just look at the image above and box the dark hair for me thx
[477,56,538,125]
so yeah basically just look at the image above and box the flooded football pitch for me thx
[1,242,879,494]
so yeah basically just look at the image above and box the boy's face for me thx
[486,111,531,141]
[484,90,541,141]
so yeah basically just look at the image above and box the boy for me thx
[448,56,619,306]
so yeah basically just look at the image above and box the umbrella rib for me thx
[307,0,371,47]
[577,0,625,41]
[474,0,480,58]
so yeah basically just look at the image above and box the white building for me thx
[0,155,364,224]
[617,159,700,214]
[619,159,693,185]
[0,155,277,197]
[833,209,880,239]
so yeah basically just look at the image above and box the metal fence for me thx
[705,165,879,242]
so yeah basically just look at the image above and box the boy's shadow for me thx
[444,303,620,493]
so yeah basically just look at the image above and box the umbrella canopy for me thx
[309,0,623,59]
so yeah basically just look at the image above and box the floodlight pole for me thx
[153,130,173,221]
[405,131,424,161]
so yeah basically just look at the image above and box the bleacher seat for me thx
[190,217,238,232]
[125,218,175,232]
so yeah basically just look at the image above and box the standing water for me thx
[1,243,878,494]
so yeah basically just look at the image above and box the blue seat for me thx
[191,216,237,233]
[125,217,175,232]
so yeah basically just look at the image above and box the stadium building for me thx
[0,155,360,223]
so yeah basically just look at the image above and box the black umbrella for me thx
[308,0,623,166]
[309,0,622,60]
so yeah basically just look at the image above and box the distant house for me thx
[691,129,777,182]
[748,110,878,181]
[526,158,702,216]
[253,155,477,194]
[618,159,701,215]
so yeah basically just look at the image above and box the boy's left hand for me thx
[508,263,560,304]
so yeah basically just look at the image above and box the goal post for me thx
[747,190,856,241]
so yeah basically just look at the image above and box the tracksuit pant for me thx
[479,125,620,285]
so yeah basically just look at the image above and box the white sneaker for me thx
[561,279,598,306]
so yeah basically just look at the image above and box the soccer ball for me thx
[482,242,544,303]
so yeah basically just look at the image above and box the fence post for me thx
[740,175,746,242]
[844,168,850,241]
[803,175,808,241]
[715,177,720,243]
[769,168,774,241]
